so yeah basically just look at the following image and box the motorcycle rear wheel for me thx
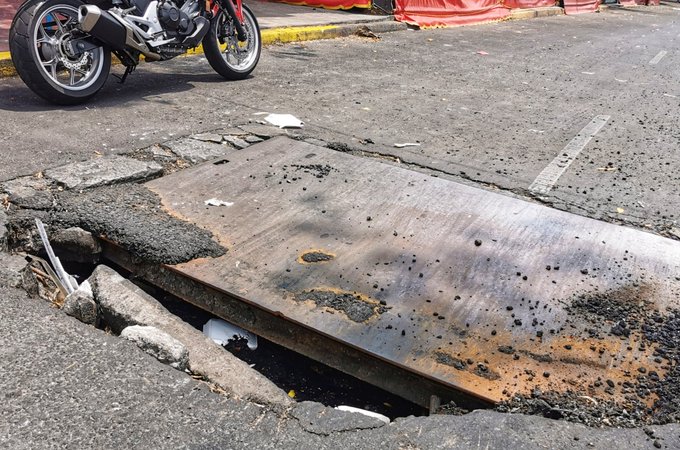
[203,4,261,80]
[10,0,111,105]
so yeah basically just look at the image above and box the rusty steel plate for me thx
[143,136,680,406]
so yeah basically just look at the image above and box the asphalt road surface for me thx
[1,6,679,237]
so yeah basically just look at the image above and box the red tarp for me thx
[394,0,509,27]
[563,0,599,14]
[276,0,370,8]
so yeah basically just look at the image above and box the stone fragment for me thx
[290,402,387,435]
[669,227,680,240]
[224,136,250,150]
[238,124,288,139]
[191,133,223,143]
[244,135,264,144]
[164,138,231,164]
[0,209,7,251]
[1,175,54,210]
[52,227,101,263]
[120,325,189,371]
[88,265,290,406]
[218,127,249,136]
[62,281,97,325]
[45,156,163,191]
[0,253,31,289]
[127,144,177,163]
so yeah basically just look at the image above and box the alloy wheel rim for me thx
[219,11,259,72]
[33,5,105,91]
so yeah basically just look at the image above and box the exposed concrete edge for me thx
[89,264,292,407]
[0,20,404,79]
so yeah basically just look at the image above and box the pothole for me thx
[145,283,426,420]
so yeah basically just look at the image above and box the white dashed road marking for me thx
[649,50,667,65]
[529,115,610,195]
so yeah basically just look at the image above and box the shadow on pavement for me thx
[0,68,241,112]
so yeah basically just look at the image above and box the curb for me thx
[507,6,565,20]
[0,19,405,79]
[261,19,407,44]
[0,51,13,78]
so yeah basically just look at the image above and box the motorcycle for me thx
[9,0,261,105]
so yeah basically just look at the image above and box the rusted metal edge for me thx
[101,240,493,410]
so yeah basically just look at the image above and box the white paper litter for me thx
[335,406,390,424]
[204,198,234,207]
[203,318,258,350]
[264,113,304,129]
[394,142,421,148]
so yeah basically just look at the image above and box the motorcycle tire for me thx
[10,0,111,105]
[203,4,261,80]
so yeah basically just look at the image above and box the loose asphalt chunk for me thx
[1,175,54,210]
[289,401,387,435]
[51,184,225,265]
[0,252,31,289]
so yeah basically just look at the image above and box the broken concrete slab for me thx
[126,144,178,163]
[218,127,249,136]
[89,264,291,406]
[191,133,223,144]
[238,123,289,139]
[244,135,264,144]
[0,176,54,210]
[62,281,97,325]
[0,253,31,289]
[163,138,231,164]
[52,227,101,264]
[120,325,189,371]
[290,402,387,435]
[45,156,163,191]
[224,136,250,150]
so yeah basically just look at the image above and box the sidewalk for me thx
[0,0,400,76]
[0,0,21,53]
[0,0,390,53]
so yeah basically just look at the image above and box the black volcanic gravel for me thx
[489,284,680,427]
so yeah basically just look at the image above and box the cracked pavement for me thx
[2,6,680,238]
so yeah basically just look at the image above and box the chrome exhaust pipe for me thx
[78,5,161,61]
